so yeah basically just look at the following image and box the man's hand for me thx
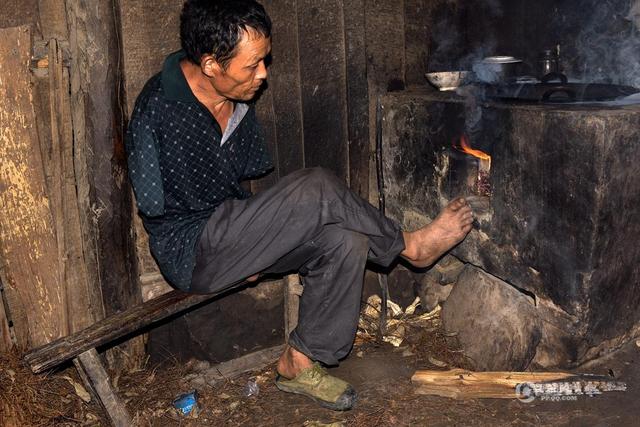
[247,274,260,282]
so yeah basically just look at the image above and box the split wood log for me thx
[66,0,144,372]
[412,369,576,399]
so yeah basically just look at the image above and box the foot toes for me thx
[449,198,466,211]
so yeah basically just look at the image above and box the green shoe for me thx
[275,363,357,411]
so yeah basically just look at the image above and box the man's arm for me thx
[125,104,165,217]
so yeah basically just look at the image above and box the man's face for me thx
[204,29,271,102]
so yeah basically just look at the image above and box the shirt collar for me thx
[221,103,250,145]
[161,50,199,103]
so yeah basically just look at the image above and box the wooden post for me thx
[66,0,144,370]
[74,349,132,427]
[0,25,68,347]
[46,38,99,334]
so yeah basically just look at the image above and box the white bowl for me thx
[425,71,471,91]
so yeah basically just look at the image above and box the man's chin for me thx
[230,91,260,103]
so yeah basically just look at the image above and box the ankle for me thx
[277,345,313,378]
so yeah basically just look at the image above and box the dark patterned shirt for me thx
[126,50,273,289]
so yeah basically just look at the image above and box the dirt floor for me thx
[2,300,639,426]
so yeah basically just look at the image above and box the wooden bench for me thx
[24,288,222,426]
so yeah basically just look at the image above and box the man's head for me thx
[180,0,272,101]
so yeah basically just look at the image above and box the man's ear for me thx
[200,54,222,78]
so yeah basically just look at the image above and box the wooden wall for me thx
[0,0,142,370]
[255,0,451,201]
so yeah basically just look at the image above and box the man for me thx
[126,0,473,411]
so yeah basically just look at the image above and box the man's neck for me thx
[179,59,233,117]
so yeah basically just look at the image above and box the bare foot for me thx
[401,198,473,268]
[277,345,314,379]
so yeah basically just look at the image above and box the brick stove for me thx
[380,87,640,368]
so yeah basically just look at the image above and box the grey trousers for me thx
[191,167,405,365]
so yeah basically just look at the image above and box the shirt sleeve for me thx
[125,102,165,217]
[242,115,274,180]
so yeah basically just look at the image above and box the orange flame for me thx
[456,134,491,161]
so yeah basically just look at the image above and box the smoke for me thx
[428,0,502,72]
[573,0,640,87]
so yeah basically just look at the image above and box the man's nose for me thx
[256,60,268,80]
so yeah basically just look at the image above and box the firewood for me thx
[411,369,626,400]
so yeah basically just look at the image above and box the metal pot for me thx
[475,56,522,84]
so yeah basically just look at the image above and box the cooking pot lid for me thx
[482,56,523,64]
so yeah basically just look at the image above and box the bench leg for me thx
[74,349,132,427]
[284,274,303,341]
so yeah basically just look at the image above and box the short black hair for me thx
[180,0,271,68]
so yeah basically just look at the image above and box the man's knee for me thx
[301,167,344,193]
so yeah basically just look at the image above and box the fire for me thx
[456,134,491,161]
[454,134,492,196]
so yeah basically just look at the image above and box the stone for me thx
[415,276,454,312]
[412,256,462,311]
[441,266,542,371]
[433,255,466,284]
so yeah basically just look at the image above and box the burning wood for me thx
[455,134,492,196]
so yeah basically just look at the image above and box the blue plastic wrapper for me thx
[173,390,199,416]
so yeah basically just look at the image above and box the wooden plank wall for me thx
[0,26,67,348]
[0,1,142,369]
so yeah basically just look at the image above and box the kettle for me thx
[538,46,561,79]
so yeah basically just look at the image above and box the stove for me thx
[380,87,640,367]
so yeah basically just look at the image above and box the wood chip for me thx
[427,356,448,368]
[62,375,91,403]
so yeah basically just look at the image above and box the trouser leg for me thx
[190,167,405,293]
[264,225,369,365]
